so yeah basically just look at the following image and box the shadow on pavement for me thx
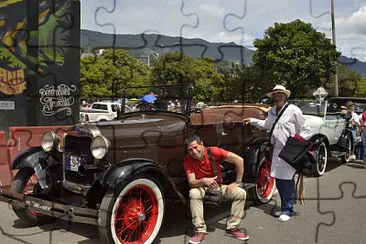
[346,160,366,169]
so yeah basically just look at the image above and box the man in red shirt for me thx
[184,135,249,244]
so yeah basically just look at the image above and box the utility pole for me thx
[331,0,339,96]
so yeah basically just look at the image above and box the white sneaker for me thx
[350,155,356,160]
[278,214,292,222]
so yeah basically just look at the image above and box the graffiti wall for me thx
[0,0,80,132]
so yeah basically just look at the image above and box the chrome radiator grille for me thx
[64,135,95,186]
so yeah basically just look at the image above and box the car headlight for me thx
[41,131,59,152]
[91,136,110,159]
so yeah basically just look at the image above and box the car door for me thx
[323,102,346,145]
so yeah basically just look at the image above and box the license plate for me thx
[65,155,86,172]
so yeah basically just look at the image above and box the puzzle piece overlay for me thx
[0,0,365,243]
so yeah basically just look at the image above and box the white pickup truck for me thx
[80,102,133,122]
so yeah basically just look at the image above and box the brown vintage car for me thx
[0,84,275,244]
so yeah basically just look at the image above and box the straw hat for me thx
[345,101,354,108]
[266,85,291,98]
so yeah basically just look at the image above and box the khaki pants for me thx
[189,185,246,233]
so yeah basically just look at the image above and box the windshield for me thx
[121,84,192,115]
[288,100,343,117]
[298,101,325,116]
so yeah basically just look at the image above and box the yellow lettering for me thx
[17,69,24,81]
[7,70,17,85]
[0,68,6,82]
[0,68,26,94]
[18,82,26,93]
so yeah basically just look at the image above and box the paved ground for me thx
[0,158,365,244]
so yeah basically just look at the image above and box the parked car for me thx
[79,101,118,122]
[0,84,273,244]
[290,100,353,176]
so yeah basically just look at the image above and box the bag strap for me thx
[294,174,305,205]
[206,147,221,184]
[268,103,290,145]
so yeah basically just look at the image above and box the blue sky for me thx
[80,0,366,61]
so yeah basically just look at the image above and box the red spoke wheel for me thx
[99,177,164,244]
[254,157,275,204]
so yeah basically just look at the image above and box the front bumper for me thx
[0,186,99,225]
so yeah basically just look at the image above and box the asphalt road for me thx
[0,158,365,244]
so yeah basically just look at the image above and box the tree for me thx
[337,63,366,97]
[222,63,275,103]
[80,49,151,98]
[151,52,224,102]
[253,19,340,98]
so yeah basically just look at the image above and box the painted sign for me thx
[39,84,77,116]
[0,68,26,95]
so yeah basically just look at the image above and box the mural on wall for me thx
[0,0,72,94]
[0,0,80,127]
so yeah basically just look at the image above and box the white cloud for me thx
[338,6,366,35]
[213,31,255,48]
[199,4,224,16]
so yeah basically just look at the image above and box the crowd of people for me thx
[345,100,366,161]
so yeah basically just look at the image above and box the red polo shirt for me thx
[183,147,228,183]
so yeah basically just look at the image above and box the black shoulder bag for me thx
[278,116,314,176]
[265,103,290,161]
[203,147,222,207]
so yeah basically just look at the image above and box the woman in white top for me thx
[243,85,311,222]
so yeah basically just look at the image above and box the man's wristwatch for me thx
[235,179,244,187]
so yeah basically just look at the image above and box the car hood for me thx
[65,112,188,167]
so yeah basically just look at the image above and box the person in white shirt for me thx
[243,85,311,222]
[345,101,361,160]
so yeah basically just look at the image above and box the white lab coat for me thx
[250,103,311,180]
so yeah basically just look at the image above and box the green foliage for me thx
[150,52,224,102]
[222,64,275,103]
[253,19,340,98]
[80,49,151,98]
[336,64,366,97]
[354,78,366,97]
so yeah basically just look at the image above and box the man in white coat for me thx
[243,85,311,222]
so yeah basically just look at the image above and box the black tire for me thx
[315,142,328,177]
[252,155,276,205]
[10,168,55,226]
[98,176,165,244]
[341,134,352,163]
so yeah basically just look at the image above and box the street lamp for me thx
[331,0,339,96]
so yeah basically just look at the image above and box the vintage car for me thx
[290,99,353,176]
[0,84,274,244]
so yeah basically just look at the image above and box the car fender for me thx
[11,146,61,189]
[309,134,328,145]
[100,158,186,204]
[242,143,263,178]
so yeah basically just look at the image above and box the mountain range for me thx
[81,29,366,76]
